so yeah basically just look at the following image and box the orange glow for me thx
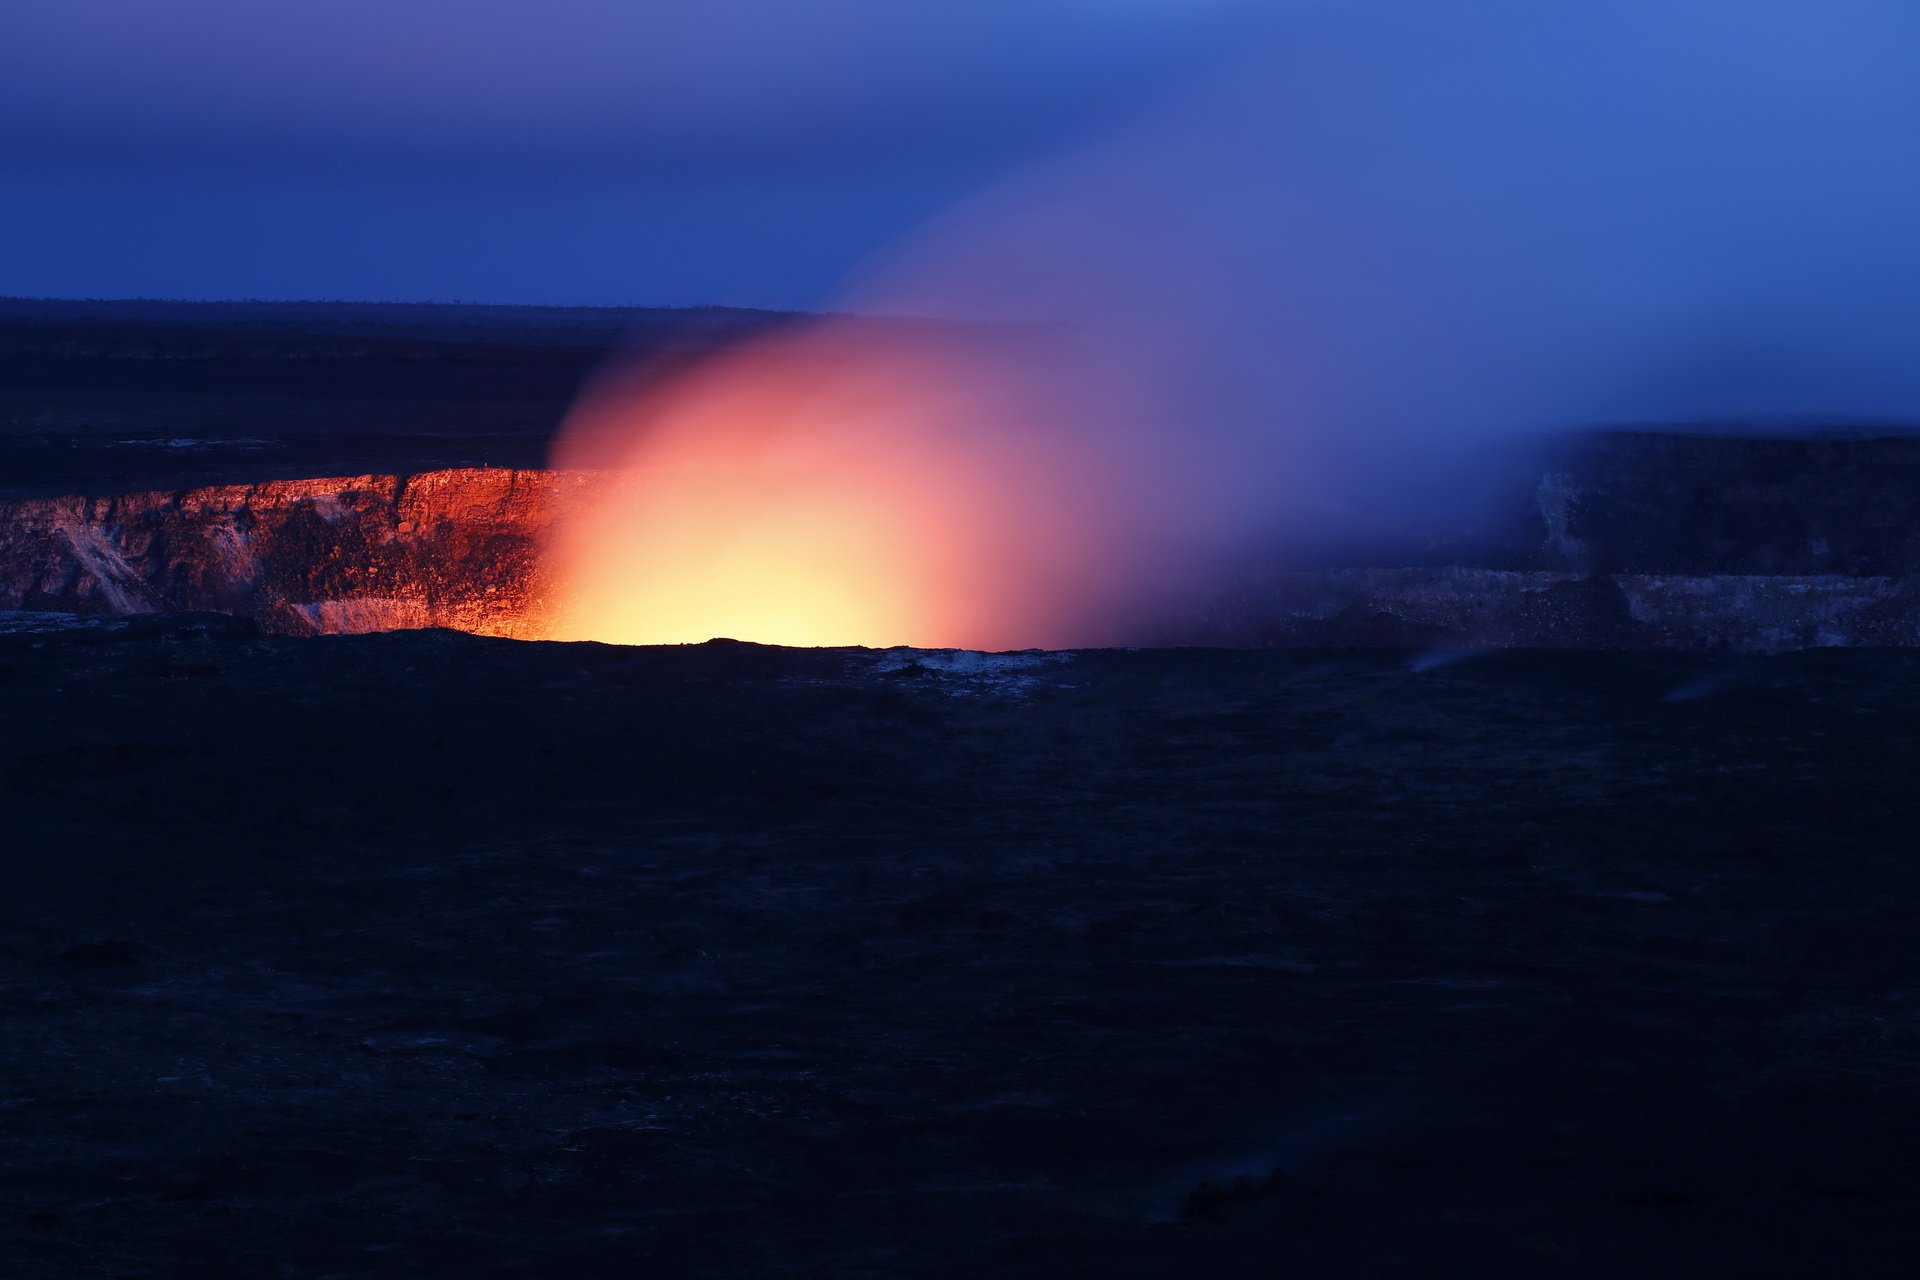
[541,324,1120,650]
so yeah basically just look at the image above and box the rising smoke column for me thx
[544,0,1920,649]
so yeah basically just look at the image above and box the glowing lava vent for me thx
[541,323,1129,650]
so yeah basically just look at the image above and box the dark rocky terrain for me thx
[4,299,1920,1277]
[2,618,1918,1277]
[0,297,804,501]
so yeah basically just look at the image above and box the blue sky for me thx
[2,0,1917,420]
[0,0,1261,307]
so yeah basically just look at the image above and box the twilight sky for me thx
[2,0,1918,341]
[0,0,1262,307]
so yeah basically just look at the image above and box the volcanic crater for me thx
[6,300,1920,1279]
[6,436,1920,651]
[9,299,1920,652]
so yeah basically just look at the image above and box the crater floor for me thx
[2,619,1917,1276]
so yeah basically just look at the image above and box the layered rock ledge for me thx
[4,432,1920,651]
[0,468,607,639]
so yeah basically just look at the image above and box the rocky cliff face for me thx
[1172,431,1920,650]
[0,469,606,639]
[2,432,1918,651]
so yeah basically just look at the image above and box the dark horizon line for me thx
[0,293,816,316]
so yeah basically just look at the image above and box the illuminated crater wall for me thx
[3,435,1920,651]
[0,469,602,638]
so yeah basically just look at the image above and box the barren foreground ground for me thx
[3,619,1918,1276]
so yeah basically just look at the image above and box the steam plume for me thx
[546,0,1920,648]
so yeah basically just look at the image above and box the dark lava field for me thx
[3,616,1918,1277]
[4,300,1920,1277]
